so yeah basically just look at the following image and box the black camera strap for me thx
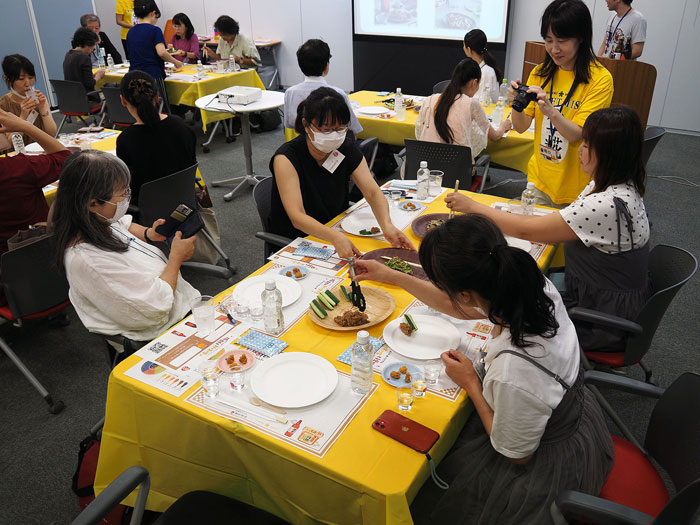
[541,73,579,140]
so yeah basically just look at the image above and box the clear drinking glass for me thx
[397,387,414,411]
[249,301,264,324]
[227,370,246,392]
[201,366,219,398]
[428,170,444,197]
[390,189,403,207]
[191,295,215,335]
[412,378,427,398]
[424,361,442,385]
[234,298,249,320]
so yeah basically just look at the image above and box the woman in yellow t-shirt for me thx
[509,0,613,207]
[115,0,135,59]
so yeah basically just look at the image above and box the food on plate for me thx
[399,322,413,336]
[399,365,408,374]
[390,370,401,380]
[403,314,418,335]
[310,299,327,319]
[340,285,351,301]
[310,289,342,319]
[426,219,446,230]
[359,226,381,235]
[403,202,417,210]
[286,270,292,277]
[404,373,412,383]
[382,97,416,110]
[238,353,248,365]
[293,267,303,278]
[334,309,369,327]
[225,354,240,369]
[384,256,413,275]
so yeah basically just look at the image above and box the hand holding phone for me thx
[155,204,204,240]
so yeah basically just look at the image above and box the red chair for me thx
[50,79,105,135]
[0,235,68,413]
[557,371,700,524]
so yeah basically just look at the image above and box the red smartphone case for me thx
[372,410,439,454]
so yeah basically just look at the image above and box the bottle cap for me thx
[396,88,402,95]
[527,181,535,189]
[420,160,428,168]
[265,280,276,290]
[357,330,369,344]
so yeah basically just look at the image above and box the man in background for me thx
[202,16,261,69]
[598,0,647,60]
[80,13,123,67]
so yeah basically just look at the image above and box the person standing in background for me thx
[463,29,503,104]
[598,0,647,60]
[80,14,123,67]
[115,0,135,59]
[202,16,261,69]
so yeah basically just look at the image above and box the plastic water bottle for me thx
[350,330,373,395]
[493,97,505,125]
[196,59,204,77]
[229,54,236,72]
[395,87,406,122]
[106,54,114,70]
[521,182,536,215]
[479,83,490,108]
[11,133,26,154]
[98,48,106,69]
[416,160,429,201]
[499,78,509,101]
[262,280,284,335]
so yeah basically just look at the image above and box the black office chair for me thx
[133,164,236,284]
[432,80,450,94]
[252,177,293,263]
[50,79,105,135]
[101,86,136,128]
[642,126,666,168]
[557,371,700,524]
[402,139,475,190]
[0,235,68,414]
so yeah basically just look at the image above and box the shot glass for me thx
[216,60,226,72]
[424,361,442,385]
[201,366,219,398]
[428,170,444,197]
[412,377,427,398]
[397,387,414,412]
[390,189,403,207]
[249,301,264,325]
[234,298,249,320]
[227,370,246,392]
[191,295,216,335]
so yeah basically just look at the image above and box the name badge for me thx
[540,143,563,162]
[322,149,345,173]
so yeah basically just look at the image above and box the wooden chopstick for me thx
[449,179,460,219]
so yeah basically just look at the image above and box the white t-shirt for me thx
[482,279,580,459]
[64,215,200,341]
[479,61,499,104]
[559,180,649,254]
[603,9,647,60]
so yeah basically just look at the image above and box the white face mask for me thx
[96,196,130,224]
[308,128,346,153]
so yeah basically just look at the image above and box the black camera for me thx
[512,83,538,112]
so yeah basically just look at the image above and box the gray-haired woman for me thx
[52,150,199,343]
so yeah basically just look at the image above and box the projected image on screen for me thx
[355,0,509,43]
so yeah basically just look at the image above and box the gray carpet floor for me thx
[0,112,698,524]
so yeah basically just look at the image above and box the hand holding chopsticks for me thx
[448,179,460,220]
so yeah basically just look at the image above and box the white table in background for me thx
[195,91,285,201]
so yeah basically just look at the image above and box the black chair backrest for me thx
[50,79,90,115]
[625,245,698,364]
[433,80,450,94]
[642,126,666,168]
[137,164,199,226]
[358,137,379,174]
[252,176,273,233]
[101,86,136,126]
[645,372,700,496]
[0,235,69,318]
[403,139,472,189]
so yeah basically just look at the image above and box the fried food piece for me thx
[404,373,412,383]
[333,309,369,327]
[293,267,303,278]
[370,226,381,234]
[399,322,414,336]
[286,271,292,277]
[225,354,240,370]
[238,354,248,365]
[426,219,445,230]
[390,371,401,379]
[404,202,416,210]
[399,365,408,374]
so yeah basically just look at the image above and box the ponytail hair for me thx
[434,58,481,144]
[463,29,503,83]
[120,70,160,127]
[419,214,558,349]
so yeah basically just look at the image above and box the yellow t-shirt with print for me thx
[524,62,613,204]
[115,0,135,40]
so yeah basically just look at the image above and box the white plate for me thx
[383,315,461,360]
[339,211,383,237]
[250,352,338,408]
[232,274,302,308]
[505,235,532,252]
[357,106,389,115]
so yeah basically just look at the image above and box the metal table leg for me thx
[211,112,258,201]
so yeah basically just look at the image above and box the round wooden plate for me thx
[411,213,450,239]
[308,285,395,331]
[361,248,428,281]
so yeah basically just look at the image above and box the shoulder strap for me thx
[494,349,571,390]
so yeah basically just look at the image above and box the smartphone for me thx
[155,204,204,239]
[372,410,439,454]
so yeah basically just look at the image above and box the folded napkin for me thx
[235,330,288,357]
[293,244,334,260]
[337,336,385,365]
[389,180,418,190]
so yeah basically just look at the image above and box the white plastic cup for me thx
[191,295,215,335]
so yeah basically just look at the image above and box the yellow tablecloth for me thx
[98,65,265,131]
[94,191,557,524]
[348,91,535,174]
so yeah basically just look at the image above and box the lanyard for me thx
[113,227,168,264]
[544,74,576,139]
[605,7,632,53]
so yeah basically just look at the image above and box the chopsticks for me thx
[449,179,460,220]
[380,255,422,269]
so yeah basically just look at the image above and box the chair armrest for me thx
[87,90,102,97]
[556,490,654,524]
[254,232,292,249]
[584,371,665,398]
[72,466,150,525]
[475,154,490,167]
[567,307,643,335]
[396,147,406,159]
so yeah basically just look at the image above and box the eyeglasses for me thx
[310,123,348,134]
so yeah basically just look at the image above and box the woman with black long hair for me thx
[509,0,614,208]
[353,215,614,524]
[463,29,503,103]
[169,12,200,65]
[416,58,510,163]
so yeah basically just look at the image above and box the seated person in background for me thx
[116,71,196,201]
[463,29,503,104]
[270,87,414,258]
[445,106,650,353]
[598,0,646,60]
[127,0,183,114]
[169,12,200,65]
[283,39,361,135]
[202,15,261,69]
[416,58,510,163]
[63,28,107,108]
[80,13,122,67]
[354,215,613,524]
[52,150,199,343]
[0,54,57,144]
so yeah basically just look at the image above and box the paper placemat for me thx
[268,238,348,277]
[384,180,447,204]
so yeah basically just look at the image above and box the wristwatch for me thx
[144,228,156,245]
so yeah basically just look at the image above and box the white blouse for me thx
[64,215,200,341]
[559,181,649,254]
[482,279,580,459]
[479,61,499,104]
